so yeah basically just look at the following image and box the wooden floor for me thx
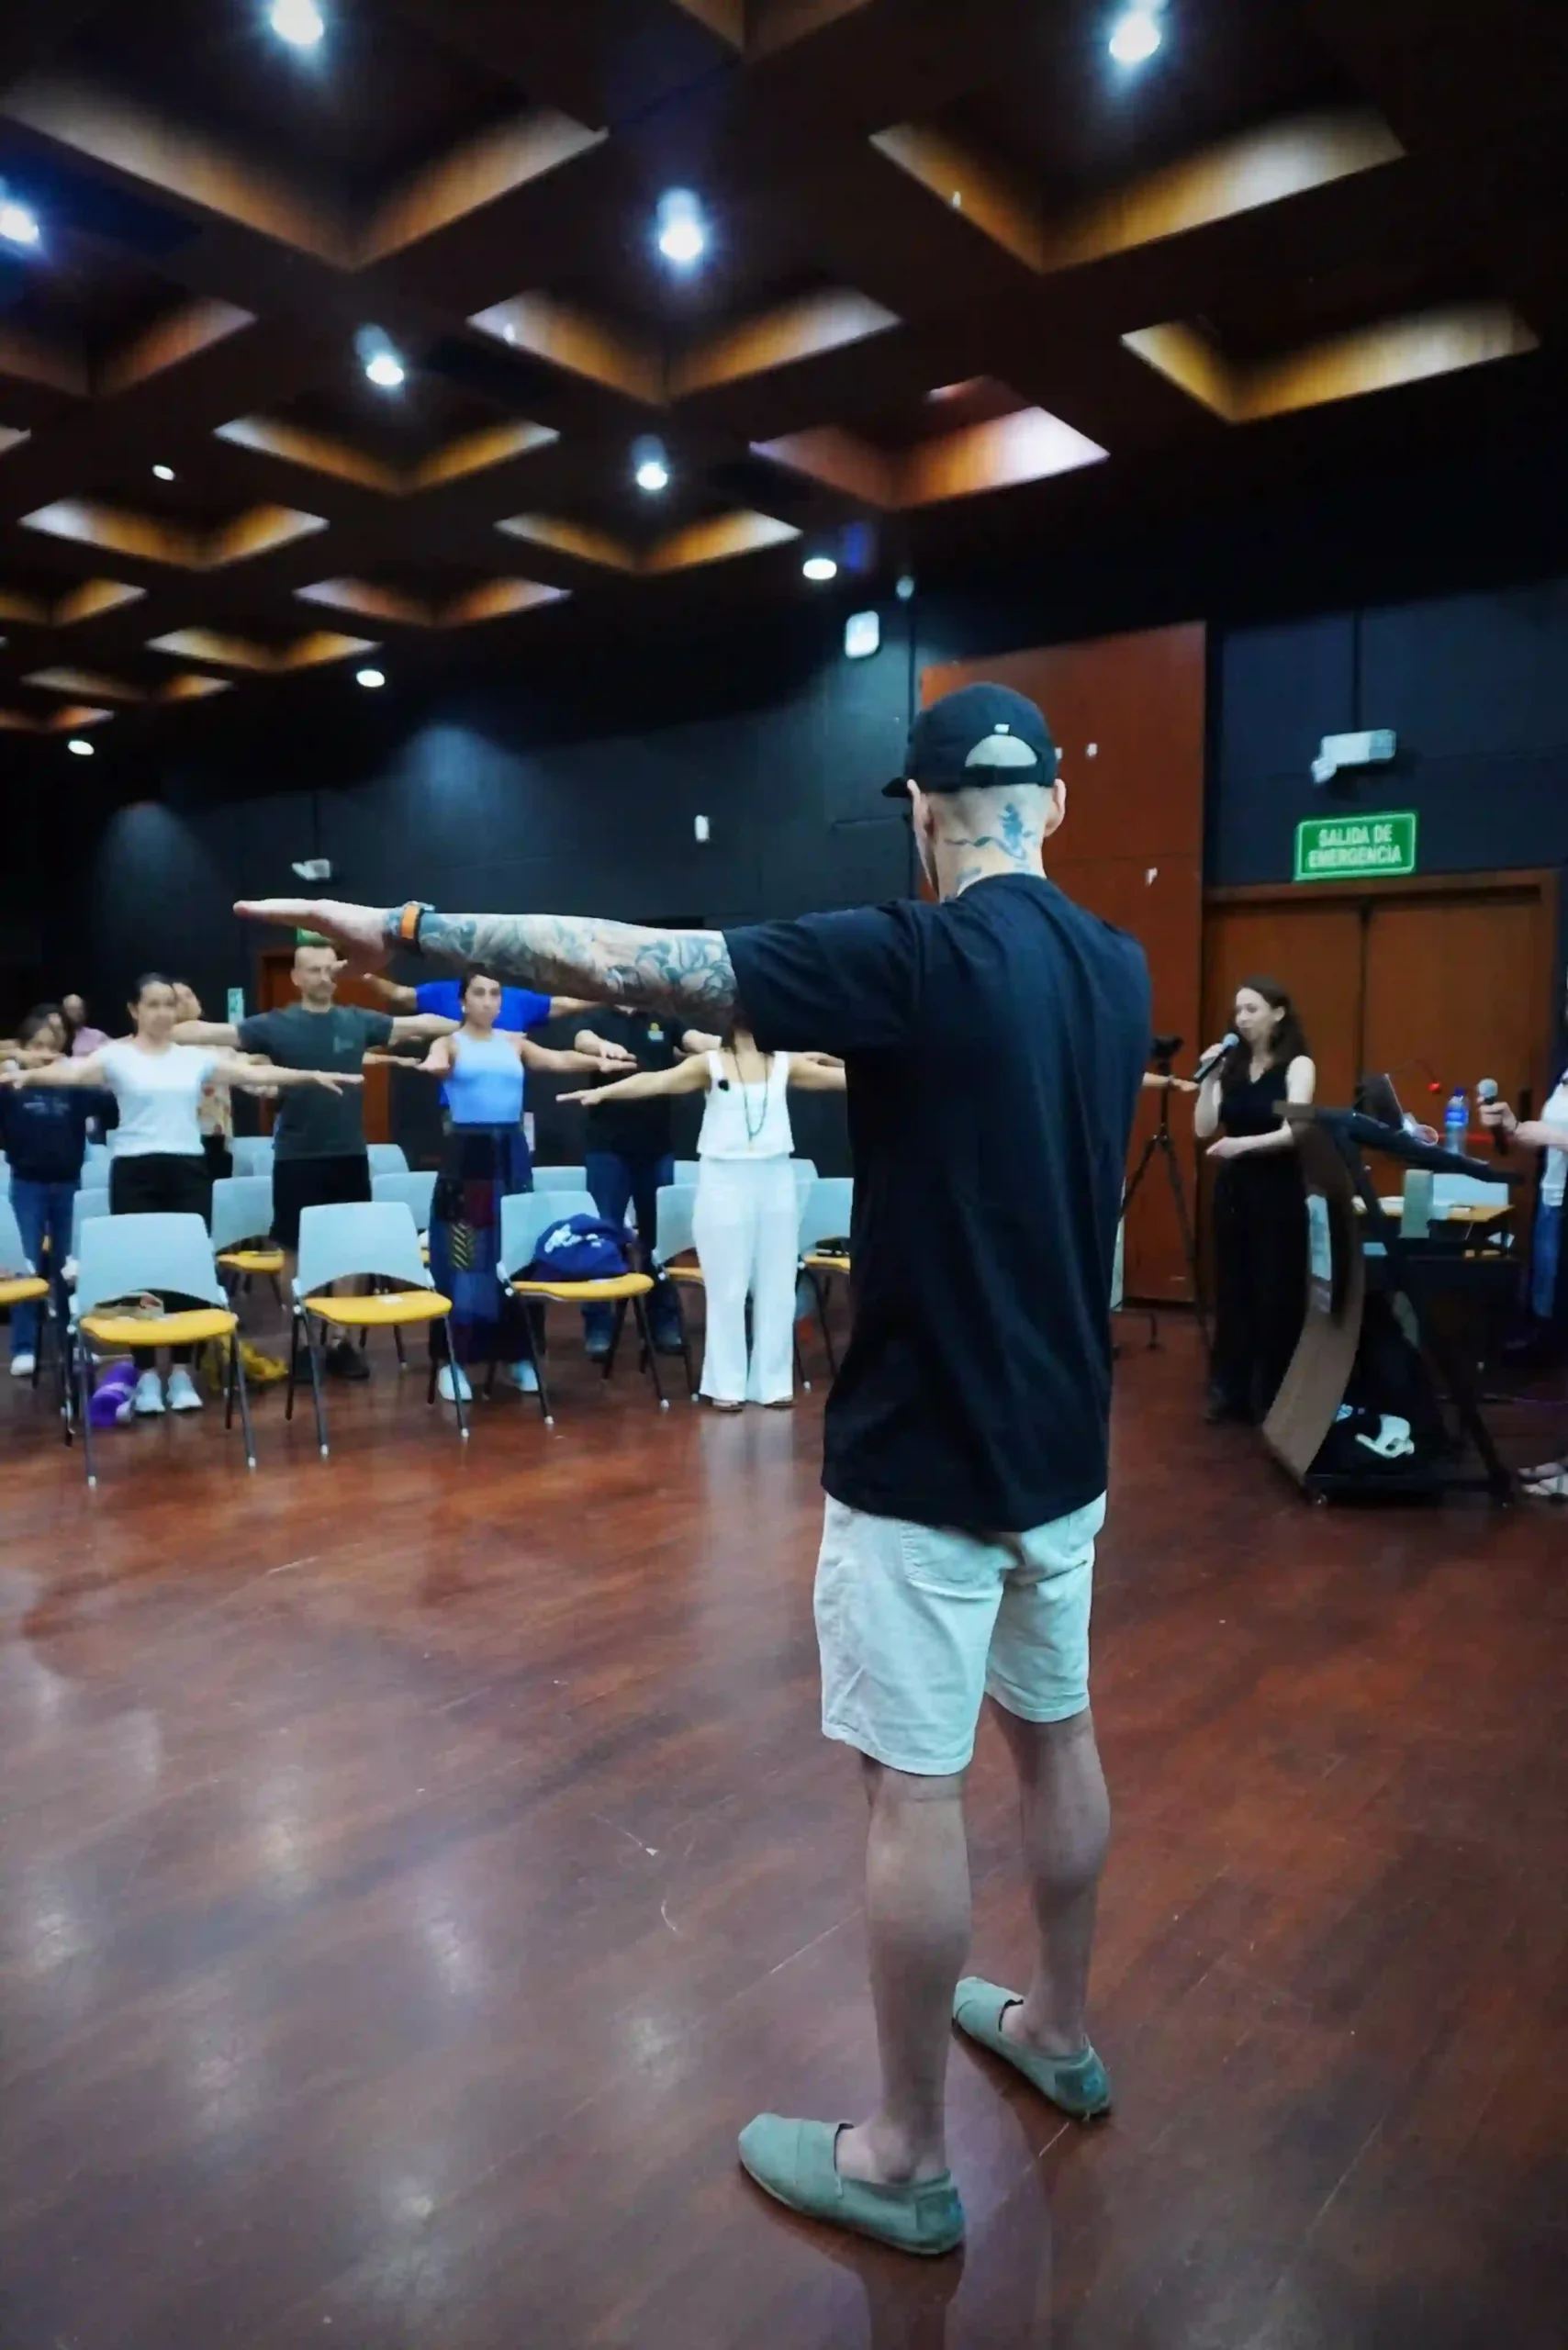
[2,1313,1565,2350]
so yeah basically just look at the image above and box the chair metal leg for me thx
[517,1302,552,1425]
[231,1333,257,1470]
[224,1331,236,1428]
[793,1323,812,1394]
[602,1299,628,1381]
[436,1315,469,1442]
[668,1282,699,1400]
[286,1312,300,1421]
[633,1292,668,1411]
[302,1316,330,1457]
[77,1340,96,1488]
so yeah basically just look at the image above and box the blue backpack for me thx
[530,1214,629,1281]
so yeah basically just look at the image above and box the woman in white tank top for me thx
[562,1027,845,1408]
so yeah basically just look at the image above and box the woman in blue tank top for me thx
[411,973,630,1401]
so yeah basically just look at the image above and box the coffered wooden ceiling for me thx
[0,0,1562,750]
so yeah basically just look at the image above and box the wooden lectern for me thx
[1263,1107,1517,1503]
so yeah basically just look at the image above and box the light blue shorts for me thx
[813,1491,1105,1778]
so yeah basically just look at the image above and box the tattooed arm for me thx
[234,900,741,1027]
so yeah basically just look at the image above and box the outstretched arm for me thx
[174,1019,240,1048]
[213,1055,364,1096]
[236,899,740,1027]
[788,1056,847,1092]
[521,1035,642,1079]
[558,1058,711,1108]
[3,1049,107,1089]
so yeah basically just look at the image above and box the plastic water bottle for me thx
[1443,1086,1469,1156]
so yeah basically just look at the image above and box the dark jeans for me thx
[109,1152,212,1369]
[583,1148,678,1341]
[8,1175,73,1358]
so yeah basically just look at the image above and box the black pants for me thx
[108,1152,213,1369]
[1209,1160,1307,1420]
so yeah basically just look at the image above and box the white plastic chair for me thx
[366,1142,409,1176]
[532,1164,588,1192]
[494,1187,665,1423]
[83,1140,110,1175]
[210,1175,284,1310]
[70,1188,114,1261]
[372,1169,437,1228]
[230,1136,274,1179]
[69,1213,254,1485]
[289,1200,461,1455]
[674,1158,700,1185]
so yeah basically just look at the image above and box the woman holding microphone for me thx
[1194,977,1316,1423]
[562,1025,845,1410]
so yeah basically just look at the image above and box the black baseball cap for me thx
[883,680,1058,798]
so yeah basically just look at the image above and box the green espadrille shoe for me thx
[737,2116,964,2256]
[952,1978,1113,2117]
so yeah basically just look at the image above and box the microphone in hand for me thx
[1476,1078,1509,1154]
[1192,1031,1238,1084]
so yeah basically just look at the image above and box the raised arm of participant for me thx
[679,1028,722,1058]
[788,1055,847,1092]
[1193,1053,1226,1140]
[174,1018,240,1048]
[1205,1055,1316,1162]
[362,974,418,1013]
[521,1035,643,1079]
[235,899,740,1027]
[389,1013,458,1044]
[558,1058,712,1108]
[213,1055,364,1096]
[2,1048,107,1088]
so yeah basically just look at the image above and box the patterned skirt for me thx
[429,1124,532,1363]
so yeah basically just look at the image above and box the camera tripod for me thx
[1117,1054,1208,1354]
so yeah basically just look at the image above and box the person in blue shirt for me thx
[1,1005,113,1375]
[364,974,593,1034]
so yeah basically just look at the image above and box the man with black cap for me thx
[234,677,1152,2259]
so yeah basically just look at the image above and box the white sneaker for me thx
[9,1352,36,1379]
[437,1363,473,1404]
[508,1360,539,1393]
[167,1368,203,1413]
[133,1370,166,1416]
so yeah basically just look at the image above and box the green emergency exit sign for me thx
[1294,810,1417,882]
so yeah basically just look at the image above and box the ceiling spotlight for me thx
[269,0,325,46]
[66,736,95,756]
[354,326,406,389]
[633,435,670,494]
[151,463,175,481]
[0,194,40,249]
[1108,6,1162,64]
[802,554,838,583]
[655,189,707,268]
[355,666,386,689]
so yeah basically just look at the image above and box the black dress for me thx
[1209,1062,1307,1420]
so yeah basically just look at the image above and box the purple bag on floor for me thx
[90,1363,137,1428]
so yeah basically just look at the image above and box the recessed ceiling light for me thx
[1108,6,1162,64]
[355,666,386,689]
[354,326,406,389]
[151,463,175,481]
[633,436,670,494]
[66,736,95,756]
[655,189,707,268]
[269,0,325,46]
[0,196,40,249]
[802,554,838,583]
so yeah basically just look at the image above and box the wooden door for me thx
[1361,890,1551,1127]
[255,949,392,1145]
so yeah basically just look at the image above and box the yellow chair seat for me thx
[218,1247,286,1275]
[663,1261,704,1285]
[304,1289,452,1327]
[0,1274,49,1308]
[81,1307,238,1348]
[803,1251,849,1274]
[508,1270,654,1303]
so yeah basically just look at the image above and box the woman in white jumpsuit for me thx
[562,1029,845,1408]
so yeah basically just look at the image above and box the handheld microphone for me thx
[1477,1077,1505,1154]
[1193,1031,1238,1084]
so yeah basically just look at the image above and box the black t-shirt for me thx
[580,1009,682,1157]
[235,1004,392,1159]
[728,875,1150,1533]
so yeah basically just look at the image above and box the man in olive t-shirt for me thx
[176,942,444,1377]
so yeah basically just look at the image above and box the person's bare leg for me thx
[991,1704,1109,2057]
[835,1757,970,2188]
